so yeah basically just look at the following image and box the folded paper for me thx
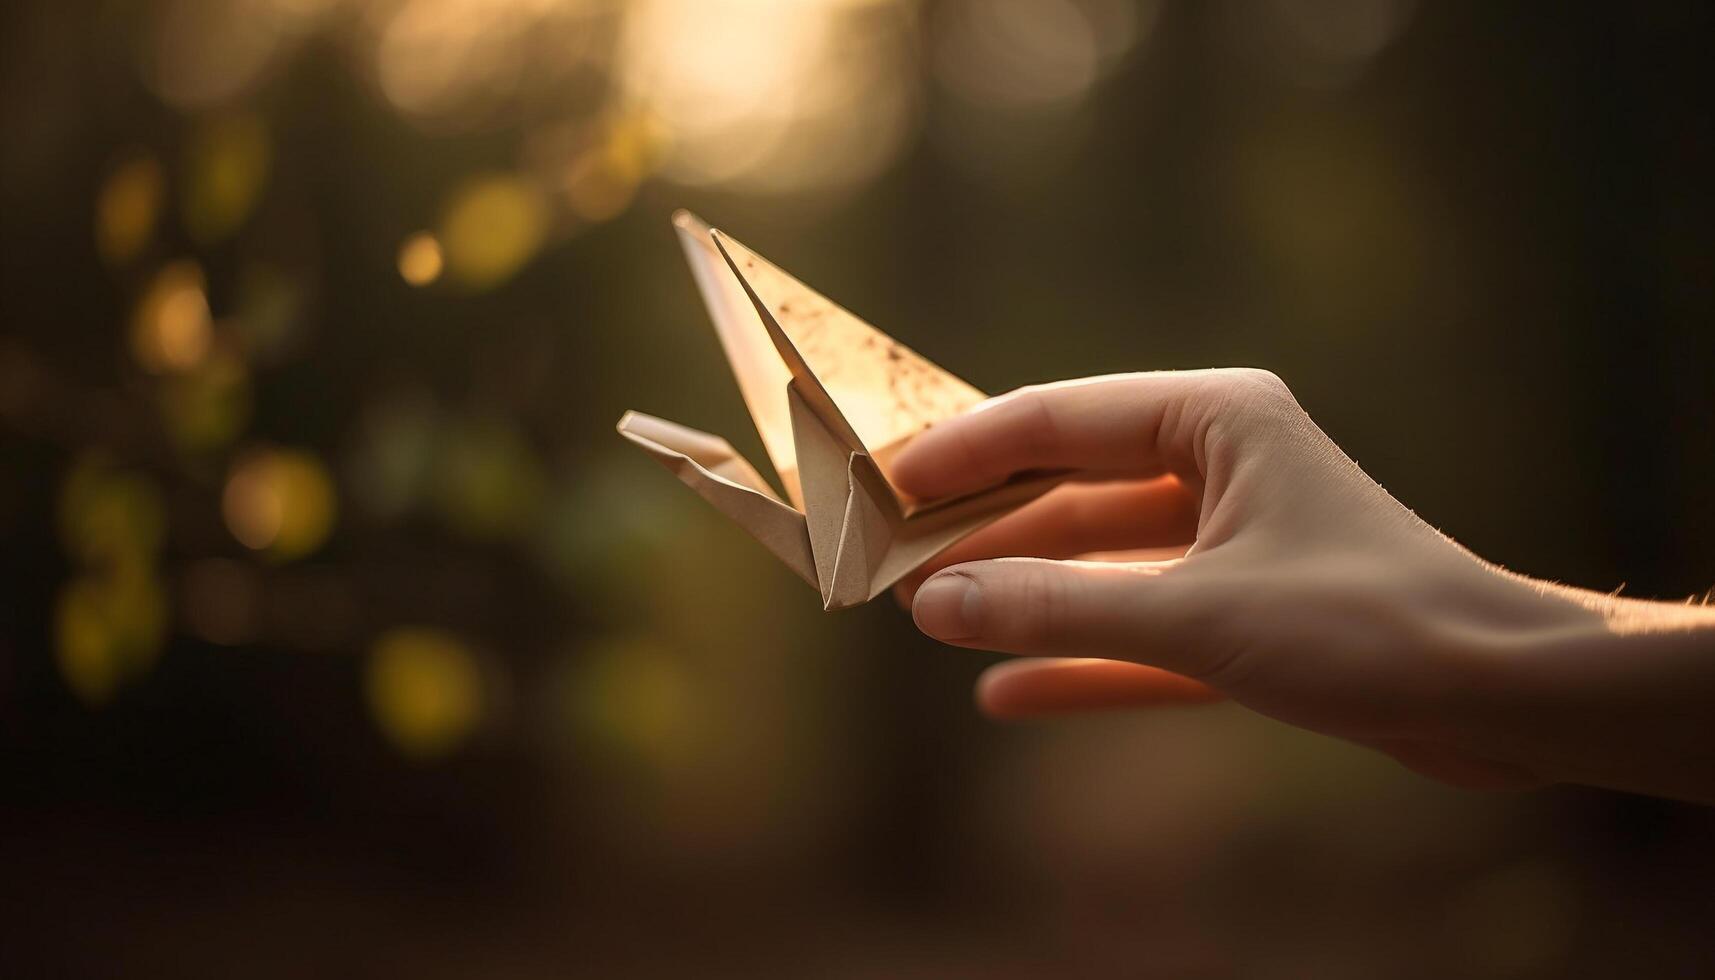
[617,211,1059,610]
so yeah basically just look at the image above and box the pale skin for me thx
[891,369,1715,805]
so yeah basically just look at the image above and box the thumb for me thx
[911,557,1234,681]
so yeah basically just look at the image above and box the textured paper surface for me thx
[618,211,1059,610]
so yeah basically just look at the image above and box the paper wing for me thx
[673,212,804,506]
[616,410,816,587]
[633,213,1063,611]
[675,211,988,509]
[709,229,989,490]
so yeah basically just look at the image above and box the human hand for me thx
[893,370,1715,803]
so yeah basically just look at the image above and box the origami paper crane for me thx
[616,212,1059,610]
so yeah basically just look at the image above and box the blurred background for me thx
[2,1,1713,976]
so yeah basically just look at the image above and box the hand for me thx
[892,370,1715,803]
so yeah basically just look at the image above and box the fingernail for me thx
[913,572,982,641]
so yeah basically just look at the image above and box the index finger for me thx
[890,369,1286,502]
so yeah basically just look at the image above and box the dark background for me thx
[3,1,1712,976]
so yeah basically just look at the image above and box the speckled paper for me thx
[616,212,1059,610]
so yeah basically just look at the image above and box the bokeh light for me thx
[58,456,167,570]
[556,111,659,223]
[935,0,1104,111]
[1224,0,1418,90]
[437,173,549,291]
[366,626,484,759]
[616,0,920,195]
[55,571,168,707]
[395,231,444,286]
[222,448,338,559]
[130,261,214,374]
[929,0,1158,185]
[181,112,271,244]
[54,456,170,707]
[95,152,165,266]
[141,0,293,110]
[369,0,608,127]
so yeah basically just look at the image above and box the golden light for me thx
[56,579,123,707]
[222,448,337,558]
[142,0,338,109]
[396,231,444,286]
[374,0,523,121]
[559,113,660,223]
[58,456,167,569]
[55,569,169,708]
[96,153,165,267]
[143,0,289,109]
[131,261,214,374]
[182,112,272,244]
[437,173,549,291]
[616,0,920,195]
[366,626,484,759]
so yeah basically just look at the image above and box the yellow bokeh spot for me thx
[132,261,214,374]
[59,455,167,569]
[182,112,271,244]
[562,113,660,223]
[222,448,337,559]
[396,231,444,286]
[96,153,165,266]
[438,174,548,291]
[367,627,483,760]
[56,579,122,706]
[55,569,169,708]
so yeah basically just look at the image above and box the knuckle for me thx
[1204,368,1304,439]
[1005,564,1073,647]
[1224,367,1295,406]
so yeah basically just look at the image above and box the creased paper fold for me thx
[616,211,1059,610]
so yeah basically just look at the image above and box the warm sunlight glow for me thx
[367,627,484,759]
[396,231,445,286]
[131,261,214,373]
[223,448,337,558]
[616,0,918,195]
[438,174,549,290]
[96,153,165,266]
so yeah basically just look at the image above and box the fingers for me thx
[976,658,1223,718]
[893,476,1198,603]
[912,557,1234,680]
[891,369,1300,502]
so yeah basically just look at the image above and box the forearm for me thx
[1475,595,1715,803]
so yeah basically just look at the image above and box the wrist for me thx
[1472,592,1715,802]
